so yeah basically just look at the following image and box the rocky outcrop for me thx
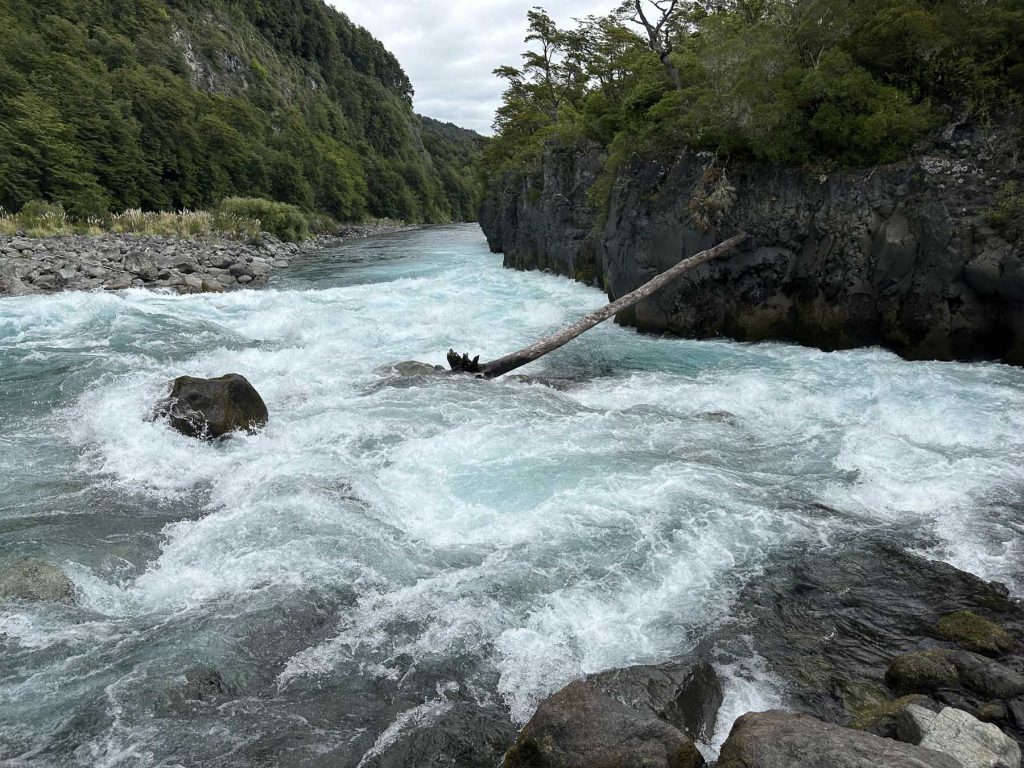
[0,558,75,603]
[502,660,720,768]
[715,711,961,768]
[158,374,269,439]
[694,538,1024,746]
[480,127,1024,364]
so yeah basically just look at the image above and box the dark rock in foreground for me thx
[502,661,720,768]
[702,539,1024,745]
[360,701,517,768]
[0,558,75,603]
[158,374,268,439]
[715,711,961,768]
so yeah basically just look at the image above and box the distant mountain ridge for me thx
[0,0,485,222]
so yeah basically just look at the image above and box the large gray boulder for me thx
[898,704,1021,768]
[158,374,269,439]
[0,559,75,603]
[502,678,705,768]
[716,711,962,768]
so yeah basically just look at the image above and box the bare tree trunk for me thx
[448,233,748,379]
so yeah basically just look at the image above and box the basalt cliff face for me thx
[479,128,1024,365]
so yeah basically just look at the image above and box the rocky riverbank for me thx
[0,221,416,296]
[479,122,1024,365]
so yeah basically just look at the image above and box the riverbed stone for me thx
[0,559,75,603]
[938,611,1016,656]
[949,652,1024,701]
[502,679,704,768]
[716,711,961,768]
[886,651,961,695]
[158,373,269,439]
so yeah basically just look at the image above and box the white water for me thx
[1,225,1023,765]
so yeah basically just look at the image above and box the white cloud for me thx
[328,1,613,134]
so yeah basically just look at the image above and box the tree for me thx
[616,0,686,88]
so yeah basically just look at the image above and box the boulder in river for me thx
[502,665,713,768]
[158,374,268,439]
[0,558,75,603]
[715,710,961,768]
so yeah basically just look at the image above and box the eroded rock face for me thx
[158,374,268,439]
[480,128,1024,365]
[715,711,962,768]
[0,559,75,603]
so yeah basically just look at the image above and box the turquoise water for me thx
[1,224,1023,765]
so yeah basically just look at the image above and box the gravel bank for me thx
[0,222,416,296]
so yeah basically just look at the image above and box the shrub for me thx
[217,197,310,242]
[986,181,1024,240]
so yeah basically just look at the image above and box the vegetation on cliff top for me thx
[0,0,485,223]
[485,0,1024,184]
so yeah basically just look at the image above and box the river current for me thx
[1,224,1023,765]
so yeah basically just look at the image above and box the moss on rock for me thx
[936,610,1015,656]
[885,650,959,695]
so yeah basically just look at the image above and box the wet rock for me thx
[502,679,704,768]
[949,652,1024,701]
[1010,700,1024,729]
[978,703,1010,723]
[887,651,961,695]
[587,660,723,742]
[158,374,269,439]
[182,665,226,701]
[716,711,961,768]
[360,701,516,768]
[898,705,1021,768]
[939,611,1016,656]
[695,538,1024,746]
[0,558,75,603]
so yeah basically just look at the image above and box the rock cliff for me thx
[479,126,1024,364]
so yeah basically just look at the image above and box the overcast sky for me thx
[328,1,613,134]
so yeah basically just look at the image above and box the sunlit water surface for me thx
[1,225,1023,765]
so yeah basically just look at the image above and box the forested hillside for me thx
[0,0,484,222]
[486,0,1024,185]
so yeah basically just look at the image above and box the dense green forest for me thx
[0,0,485,223]
[486,0,1024,186]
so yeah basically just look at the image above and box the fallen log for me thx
[449,233,748,379]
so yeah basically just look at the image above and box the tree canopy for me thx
[485,0,1024,182]
[0,0,485,222]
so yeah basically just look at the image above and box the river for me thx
[1,224,1022,765]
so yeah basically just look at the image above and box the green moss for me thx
[936,610,1015,656]
[841,679,926,730]
[885,650,959,695]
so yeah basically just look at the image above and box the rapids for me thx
[1,224,1022,765]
